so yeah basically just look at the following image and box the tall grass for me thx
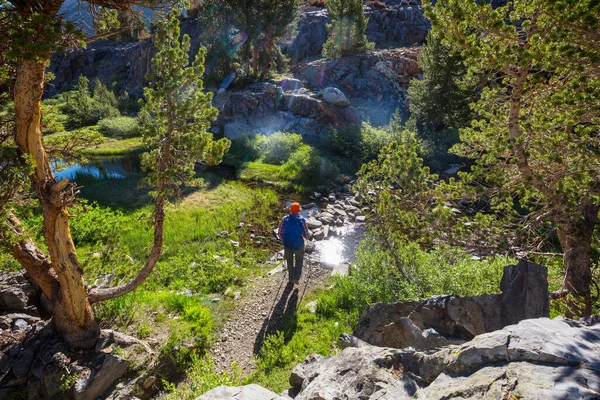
[82,137,145,156]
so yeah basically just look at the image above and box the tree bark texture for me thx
[13,59,100,348]
[558,203,599,316]
[508,66,596,315]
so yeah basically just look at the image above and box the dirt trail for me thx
[209,254,328,375]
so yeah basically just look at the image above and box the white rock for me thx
[319,87,350,106]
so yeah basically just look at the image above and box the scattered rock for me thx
[74,354,128,400]
[142,376,156,390]
[443,164,460,175]
[12,319,29,333]
[305,301,317,313]
[265,83,279,94]
[266,263,286,276]
[0,271,37,313]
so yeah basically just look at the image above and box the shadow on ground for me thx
[254,281,299,355]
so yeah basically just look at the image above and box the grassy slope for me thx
[82,137,145,156]
[12,169,284,389]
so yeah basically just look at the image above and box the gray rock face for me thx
[499,261,549,326]
[293,48,420,126]
[48,39,155,97]
[280,78,305,92]
[354,261,548,350]
[74,354,129,400]
[292,347,418,400]
[281,5,429,65]
[52,43,419,138]
[0,272,38,313]
[288,318,600,400]
[195,384,283,400]
[49,4,426,96]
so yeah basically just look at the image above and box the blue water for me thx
[52,155,141,181]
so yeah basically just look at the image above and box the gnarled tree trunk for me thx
[557,203,599,316]
[13,59,100,348]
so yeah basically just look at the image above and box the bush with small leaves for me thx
[98,116,141,138]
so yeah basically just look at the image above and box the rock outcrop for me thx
[214,48,419,138]
[288,317,600,400]
[281,3,429,65]
[0,316,154,400]
[353,260,549,350]
[293,48,420,126]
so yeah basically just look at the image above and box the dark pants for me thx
[284,245,304,282]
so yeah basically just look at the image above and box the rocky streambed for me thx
[273,186,369,276]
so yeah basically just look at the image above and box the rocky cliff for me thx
[47,3,428,97]
[282,2,429,65]
[212,48,419,138]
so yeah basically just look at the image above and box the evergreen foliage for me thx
[196,0,299,83]
[407,32,476,142]
[61,76,120,127]
[424,0,600,315]
[139,13,230,197]
[322,0,374,58]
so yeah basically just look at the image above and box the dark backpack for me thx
[281,215,305,251]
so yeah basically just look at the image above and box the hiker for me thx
[278,202,311,285]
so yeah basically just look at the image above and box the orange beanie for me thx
[290,202,301,214]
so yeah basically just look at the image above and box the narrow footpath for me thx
[209,254,328,374]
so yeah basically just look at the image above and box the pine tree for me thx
[425,0,600,315]
[138,13,230,198]
[322,0,374,58]
[407,33,476,134]
[199,0,299,80]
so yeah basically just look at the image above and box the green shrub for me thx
[317,238,508,322]
[227,133,262,163]
[159,297,214,364]
[322,123,391,168]
[93,292,138,328]
[282,144,321,182]
[69,202,128,245]
[62,76,120,127]
[98,116,141,138]
[164,353,240,400]
[258,132,303,165]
